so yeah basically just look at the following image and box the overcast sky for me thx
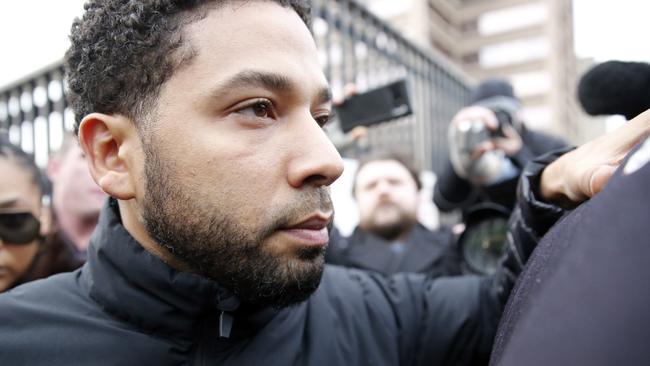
[573,0,648,63]
[0,0,648,88]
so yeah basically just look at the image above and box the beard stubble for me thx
[141,142,333,309]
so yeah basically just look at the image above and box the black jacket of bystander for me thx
[326,224,461,277]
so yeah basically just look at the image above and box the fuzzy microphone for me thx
[577,60,650,120]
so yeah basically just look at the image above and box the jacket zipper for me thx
[191,311,234,365]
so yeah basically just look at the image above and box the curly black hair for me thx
[65,0,312,134]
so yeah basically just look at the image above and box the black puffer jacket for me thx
[0,199,526,365]
[491,139,650,365]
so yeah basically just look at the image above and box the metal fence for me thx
[0,62,70,167]
[311,0,471,173]
[0,0,471,173]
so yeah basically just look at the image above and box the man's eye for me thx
[236,99,275,119]
[314,114,331,128]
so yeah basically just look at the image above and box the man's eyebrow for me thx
[208,70,332,104]
[0,198,19,209]
[317,87,332,105]
[207,70,292,100]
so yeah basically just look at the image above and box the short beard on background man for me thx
[364,203,416,241]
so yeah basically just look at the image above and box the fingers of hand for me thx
[471,141,495,159]
[332,84,359,106]
[332,95,344,106]
[501,124,520,139]
[493,136,522,155]
[557,114,648,205]
[618,109,650,148]
[483,113,499,131]
[587,164,618,197]
[343,84,358,99]
[350,126,368,140]
[451,106,498,130]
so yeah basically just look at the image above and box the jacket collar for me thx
[345,223,447,274]
[82,199,241,339]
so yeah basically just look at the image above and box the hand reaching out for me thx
[540,109,650,208]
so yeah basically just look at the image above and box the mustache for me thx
[376,201,400,209]
[258,188,333,238]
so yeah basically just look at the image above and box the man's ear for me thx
[77,113,138,200]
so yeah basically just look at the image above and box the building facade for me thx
[359,0,595,142]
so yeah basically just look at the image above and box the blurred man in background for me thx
[434,78,567,216]
[48,133,106,254]
[433,78,568,275]
[327,152,460,276]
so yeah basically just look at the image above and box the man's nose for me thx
[287,115,344,188]
[375,181,392,197]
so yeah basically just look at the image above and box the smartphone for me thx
[336,79,413,133]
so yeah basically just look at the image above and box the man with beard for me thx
[326,152,461,277]
[0,1,646,365]
[48,133,107,255]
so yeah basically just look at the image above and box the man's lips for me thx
[279,213,332,247]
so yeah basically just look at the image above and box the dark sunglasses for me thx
[0,212,41,245]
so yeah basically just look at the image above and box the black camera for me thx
[454,96,518,154]
[455,120,497,155]
[457,203,510,275]
[475,95,520,130]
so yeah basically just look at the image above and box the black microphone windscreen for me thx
[577,60,650,120]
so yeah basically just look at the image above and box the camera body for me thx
[454,96,519,154]
[448,96,521,184]
[455,119,494,154]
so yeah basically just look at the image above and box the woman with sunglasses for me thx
[0,137,83,292]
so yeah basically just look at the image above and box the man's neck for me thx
[117,199,193,273]
[364,222,415,243]
[393,228,412,243]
